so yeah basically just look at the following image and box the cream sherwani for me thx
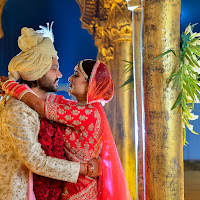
[0,97,80,200]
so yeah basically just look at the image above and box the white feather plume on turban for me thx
[8,24,57,81]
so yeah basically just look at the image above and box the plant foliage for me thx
[120,60,134,89]
[155,23,200,145]
[121,24,200,145]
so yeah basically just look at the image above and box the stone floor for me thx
[184,161,200,200]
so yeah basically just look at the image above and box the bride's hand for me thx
[0,76,8,96]
[88,158,100,178]
[0,76,9,84]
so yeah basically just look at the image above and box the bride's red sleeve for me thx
[45,99,100,133]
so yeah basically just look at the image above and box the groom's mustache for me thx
[54,78,59,83]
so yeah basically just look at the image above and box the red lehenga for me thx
[45,61,131,200]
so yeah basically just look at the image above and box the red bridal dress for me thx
[44,61,131,200]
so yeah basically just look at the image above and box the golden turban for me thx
[8,26,57,81]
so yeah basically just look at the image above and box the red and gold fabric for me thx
[0,98,80,200]
[44,61,131,200]
[46,94,101,200]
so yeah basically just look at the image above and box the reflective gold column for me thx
[134,8,145,200]
[127,1,144,198]
[75,0,136,199]
[95,2,136,199]
[0,0,6,39]
[143,0,184,199]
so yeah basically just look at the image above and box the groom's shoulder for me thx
[2,97,39,119]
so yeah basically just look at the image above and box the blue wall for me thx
[183,104,200,160]
[0,0,200,159]
[0,0,98,87]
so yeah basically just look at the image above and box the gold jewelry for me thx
[74,62,88,80]
[83,163,87,176]
[68,84,74,96]
[86,162,94,177]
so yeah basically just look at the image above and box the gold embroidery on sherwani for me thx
[0,97,80,200]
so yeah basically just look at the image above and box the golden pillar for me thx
[0,0,6,39]
[134,8,144,200]
[143,0,184,199]
[127,1,144,198]
[75,0,136,199]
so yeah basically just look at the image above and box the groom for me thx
[0,25,99,199]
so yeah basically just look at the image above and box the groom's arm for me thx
[4,99,80,183]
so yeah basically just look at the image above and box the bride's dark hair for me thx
[81,59,96,81]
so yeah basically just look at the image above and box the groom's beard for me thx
[38,76,59,93]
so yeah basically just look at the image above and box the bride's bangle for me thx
[86,163,94,177]
[2,80,30,100]
[83,163,87,176]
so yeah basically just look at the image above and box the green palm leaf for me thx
[171,91,183,110]
[154,49,177,60]
[187,46,200,57]
[120,61,134,88]
[120,75,133,88]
